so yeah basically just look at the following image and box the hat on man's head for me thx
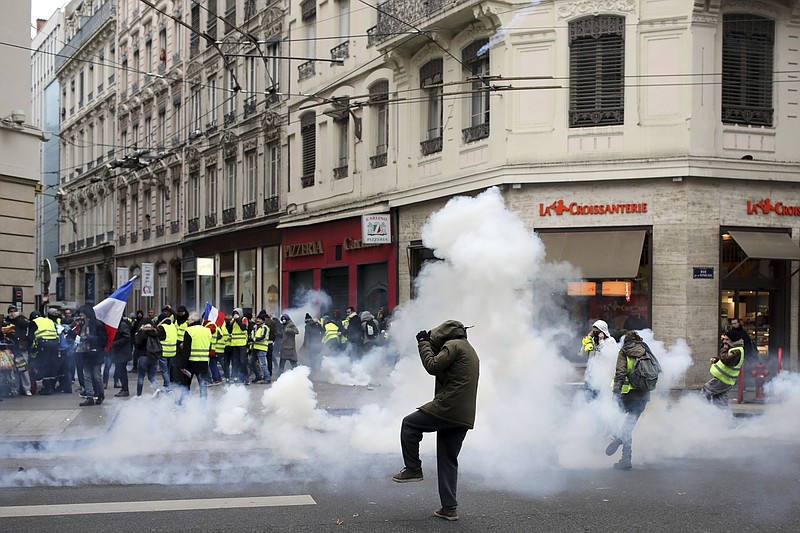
[7,305,17,313]
[724,329,743,343]
[257,310,268,320]
[47,308,60,317]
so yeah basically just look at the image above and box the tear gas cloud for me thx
[3,187,800,493]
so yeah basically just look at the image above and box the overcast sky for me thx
[30,0,69,36]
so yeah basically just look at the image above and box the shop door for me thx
[321,267,349,315]
[288,270,314,308]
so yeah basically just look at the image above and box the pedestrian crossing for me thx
[0,495,316,517]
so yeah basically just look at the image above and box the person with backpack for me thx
[360,311,380,351]
[605,331,660,471]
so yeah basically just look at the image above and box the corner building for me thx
[288,0,800,387]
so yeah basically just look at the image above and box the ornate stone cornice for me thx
[557,0,636,20]
[222,131,239,158]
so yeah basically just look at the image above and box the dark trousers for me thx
[400,410,469,509]
[114,361,129,393]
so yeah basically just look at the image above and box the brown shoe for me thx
[433,507,458,521]
[391,467,423,483]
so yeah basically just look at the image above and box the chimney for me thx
[36,18,47,33]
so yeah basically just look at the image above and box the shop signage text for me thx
[344,237,382,251]
[747,198,800,216]
[284,241,324,258]
[540,199,647,216]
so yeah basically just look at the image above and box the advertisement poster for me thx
[362,214,391,244]
[141,262,155,297]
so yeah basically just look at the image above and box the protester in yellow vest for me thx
[228,307,249,384]
[175,312,212,404]
[212,320,229,385]
[157,313,177,390]
[250,310,271,383]
[701,329,745,410]
[28,312,60,395]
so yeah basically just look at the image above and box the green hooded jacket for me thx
[417,320,480,429]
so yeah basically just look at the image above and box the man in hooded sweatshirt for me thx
[75,305,108,406]
[392,320,480,522]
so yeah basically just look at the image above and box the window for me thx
[122,57,128,90]
[300,113,316,186]
[145,38,153,73]
[369,80,389,165]
[159,181,167,224]
[420,59,443,155]
[133,49,140,87]
[121,129,128,151]
[568,16,625,127]
[335,118,348,177]
[144,189,152,226]
[173,19,182,56]
[206,164,217,213]
[207,76,217,126]
[191,87,202,133]
[132,123,139,149]
[264,142,279,200]
[173,100,182,142]
[158,108,166,146]
[132,194,139,232]
[189,171,200,218]
[722,14,774,127]
[224,158,237,209]
[190,2,200,56]
[462,39,490,143]
[226,69,237,115]
[145,116,152,147]
[207,0,218,39]
[120,198,128,238]
[247,56,257,96]
[159,27,167,63]
[245,150,257,199]
[171,166,181,222]
[266,42,279,97]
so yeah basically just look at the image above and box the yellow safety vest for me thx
[160,322,178,358]
[710,346,745,386]
[322,322,340,344]
[175,320,188,345]
[252,324,270,351]
[230,320,248,347]
[214,322,228,354]
[33,317,58,342]
[186,324,212,362]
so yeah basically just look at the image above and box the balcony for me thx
[367,0,458,47]
[120,90,127,100]
[108,74,115,85]
[131,82,139,94]
[144,74,152,85]
[118,235,126,246]
[69,242,76,252]
[96,155,103,166]
[244,96,257,118]
[107,230,114,241]
[98,82,104,93]
[188,218,199,233]
[130,231,138,243]
[172,53,181,66]
[301,174,314,188]
[243,202,256,219]
[86,236,94,248]
[95,233,105,244]
[88,91,93,102]
[171,134,181,147]
[264,195,279,214]
[87,161,95,170]
[298,61,315,81]
[333,165,348,179]
[331,41,349,61]
[463,122,489,144]
[222,207,237,224]
[170,220,180,234]
[723,105,773,127]
[370,152,387,169]
[156,224,164,237]
[77,239,85,250]
[205,213,217,228]
[143,228,151,240]
[421,136,443,156]
[224,111,236,126]
[205,121,218,135]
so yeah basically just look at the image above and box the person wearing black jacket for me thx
[110,318,132,397]
[5,306,32,395]
[76,305,108,406]
[133,322,162,397]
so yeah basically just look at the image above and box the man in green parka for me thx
[392,320,480,522]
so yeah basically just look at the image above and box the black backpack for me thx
[627,345,660,391]
[365,320,378,340]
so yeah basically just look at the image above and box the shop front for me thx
[189,225,282,317]
[281,215,396,316]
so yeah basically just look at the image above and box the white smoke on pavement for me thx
[3,187,800,493]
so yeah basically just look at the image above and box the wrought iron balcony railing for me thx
[222,207,237,224]
[298,61,315,81]
[243,202,256,219]
[188,217,199,233]
[331,41,349,61]
[244,96,257,118]
[205,213,217,228]
[301,174,314,188]
[156,224,164,237]
[421,136,443,156]
[142,228,151,240]
[224,111,236,126]
[130,231,138,243]
[370,152,387,168]
[171,220,180,233]
[264,195,279,214]
[333,165,348,179]
[118,235,126,246]
[86,236,94,248]
[462,122,489,144]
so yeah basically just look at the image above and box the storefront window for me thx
[238,248,257,315]
[220,252,235,313]
[199,274,215,310]
[262,246,280,316]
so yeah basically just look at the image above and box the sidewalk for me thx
[0,374,384,446]
[0,375,767,446]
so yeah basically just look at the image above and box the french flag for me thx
[203,303,226,328]
[93,276,137,352]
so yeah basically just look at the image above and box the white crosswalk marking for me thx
[0,495,316,517]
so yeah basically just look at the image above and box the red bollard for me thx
[751,362,769,402]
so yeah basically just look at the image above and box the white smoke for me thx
[3,187,800,497]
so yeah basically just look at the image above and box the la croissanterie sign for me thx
[539,199,647,216]
[747,198,800,216]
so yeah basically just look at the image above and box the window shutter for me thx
[722,14,774,127]
[301,113,316,182]
[569,16,625,127]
